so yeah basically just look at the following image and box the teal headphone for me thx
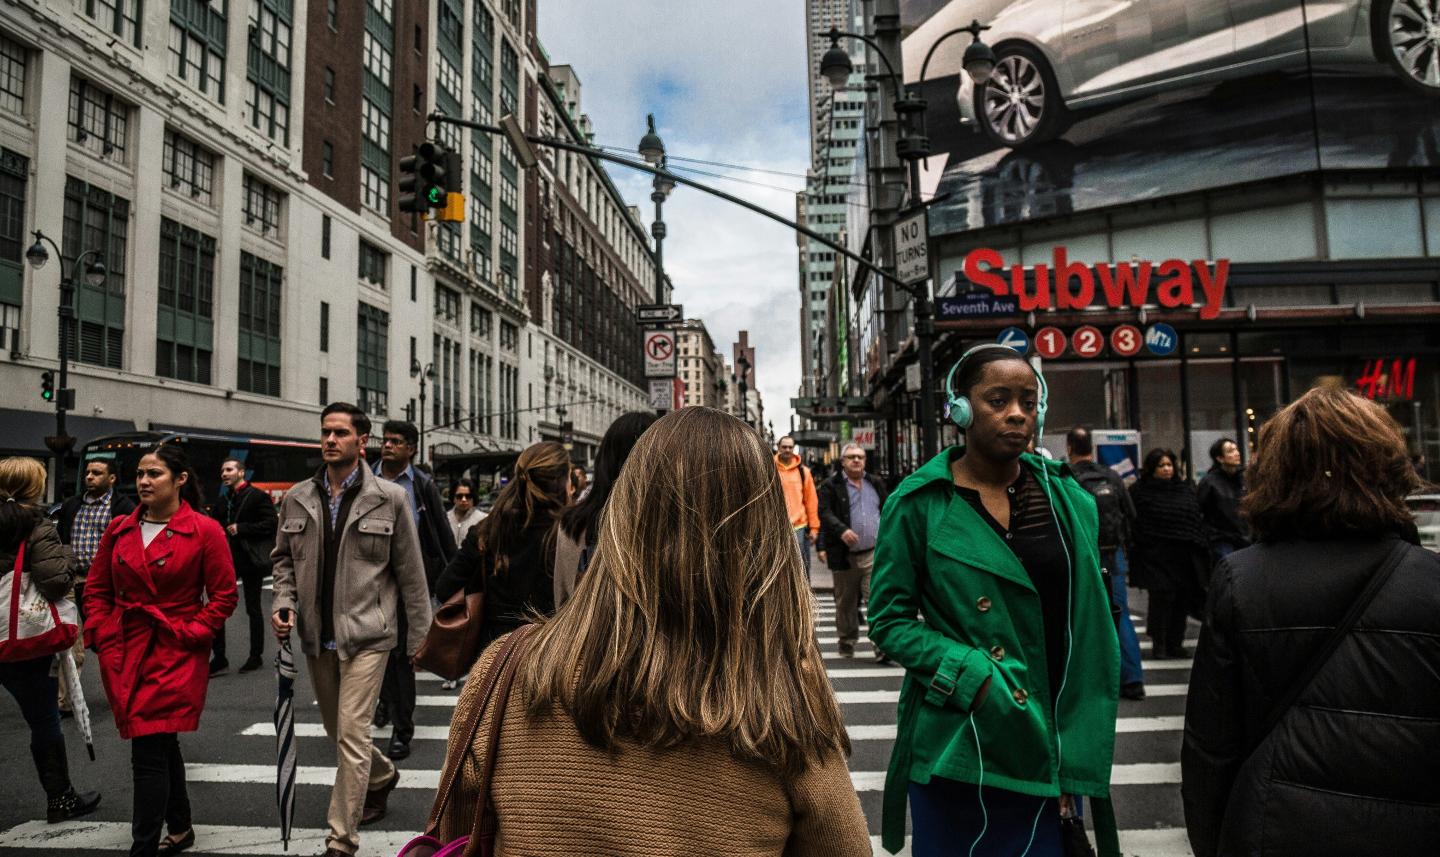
[943,343,1049,444]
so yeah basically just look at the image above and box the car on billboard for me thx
[906,0,1440,148]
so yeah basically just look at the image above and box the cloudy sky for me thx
[538,0,811,433]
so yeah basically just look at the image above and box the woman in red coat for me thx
[86,444,236,857]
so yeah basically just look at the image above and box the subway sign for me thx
[963,248,1231,321]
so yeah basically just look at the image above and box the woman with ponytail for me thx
[435,441,572,646]
[0,457,102,825]
[86,443,237,856]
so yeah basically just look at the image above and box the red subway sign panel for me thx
[963,248,1231,321]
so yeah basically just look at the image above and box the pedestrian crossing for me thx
[814,589,1198,857]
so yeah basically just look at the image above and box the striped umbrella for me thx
[274,628,298,850]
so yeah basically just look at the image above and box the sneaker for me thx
[238,656,264,674]
[208,659,229,678]
[1120,681,1147,700]
[440,679,457,690]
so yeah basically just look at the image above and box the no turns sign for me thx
[644,330,676,378]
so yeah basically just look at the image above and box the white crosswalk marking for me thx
[184,763,441,789]
[240,723,454,740]
[0,820,414,856]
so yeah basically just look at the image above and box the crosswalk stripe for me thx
[0,820,414,855]
[835,690,899,704]
[818,636,871,645]
[848,715,1184,742]
[1141,659,1193,671]
[848,724,897,740]
[184,763,441,789]
[826,667,905,678]
[1138,684,1187,697]
[240,723,453,740]
[1110,762,1182,785]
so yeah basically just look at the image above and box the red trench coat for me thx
[85,501,238,740]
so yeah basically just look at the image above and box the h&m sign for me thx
[963,248,1231,321]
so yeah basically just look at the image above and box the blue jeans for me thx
[910,777,1062,857]
[1108,549,1145,687]
[794,528,812,578]
[0,655,64,753]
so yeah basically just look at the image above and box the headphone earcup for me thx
[951,396,973,429]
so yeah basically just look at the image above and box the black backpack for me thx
[1073,466,1127,551]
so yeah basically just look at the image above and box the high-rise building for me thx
[674,318,725,409]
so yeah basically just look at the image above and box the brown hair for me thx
[1243,386,1419,542]
[0,457,48,552]
[470,441,571,580]
[522,407,850,779]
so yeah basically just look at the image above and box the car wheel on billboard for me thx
[974,44,1070,149]
[1374,0,1440,97]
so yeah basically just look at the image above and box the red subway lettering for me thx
[1155,259,1193,308]
[1053,247,1094,310]
[965,248,1009,295]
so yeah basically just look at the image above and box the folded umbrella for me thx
[274,611,297,851]
[57,650,94,761]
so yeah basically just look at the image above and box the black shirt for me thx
[954,465,1072,705]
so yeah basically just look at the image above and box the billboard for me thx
[901,0,1440,233]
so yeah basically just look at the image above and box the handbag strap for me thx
[423,623,537,836]
[1245,538,1410,758]
[461,622,535,857]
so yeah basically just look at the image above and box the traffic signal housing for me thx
[397,142,449,215]
[436,149,465,223]
[40,371,53,402]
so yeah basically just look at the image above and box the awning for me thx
[0,408,138,457]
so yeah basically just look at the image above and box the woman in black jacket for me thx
[435,442,572,647]
[1128,448,1209,658]
[1181,387,1440,857]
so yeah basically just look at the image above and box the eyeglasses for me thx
[453,494,472,501]
[381,437,409,447]
[842,454,865,460]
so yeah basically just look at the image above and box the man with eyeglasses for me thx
[818,442,890,659]
[774,436,820,578]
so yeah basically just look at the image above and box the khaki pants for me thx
[307,649,395,855]
[834,549,874,650]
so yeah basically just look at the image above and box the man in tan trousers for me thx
[270,402,432,857]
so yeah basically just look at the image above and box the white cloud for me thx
[539,0,814,429]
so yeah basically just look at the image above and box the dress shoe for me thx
[360,770,400,825]
[387,737,411,760]
[47,787,101,823]
[238,656,264,674]
[372,704,390,729]
[156,828,195,855]
[1120,681,1147,700]
[208,658,229,677]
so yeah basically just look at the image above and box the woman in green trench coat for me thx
[869,346,1120,857]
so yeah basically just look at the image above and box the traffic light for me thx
[40,371,53,402]
[435,150,465,223]
[397,142,449,215]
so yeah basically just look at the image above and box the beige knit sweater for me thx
[436,642,873,856]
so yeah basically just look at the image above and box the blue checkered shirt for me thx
[71,488,114,569]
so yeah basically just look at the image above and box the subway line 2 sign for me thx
[963,248,1231,320]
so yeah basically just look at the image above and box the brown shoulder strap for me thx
[423,624,536,837]
[461,623,536,857]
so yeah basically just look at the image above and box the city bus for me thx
[78,430,324,506]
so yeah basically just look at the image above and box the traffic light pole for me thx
[426,113,911,293]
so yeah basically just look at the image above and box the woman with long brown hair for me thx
[1182,387,1440,856]
[434,441,572,647]
[431,407,869,855]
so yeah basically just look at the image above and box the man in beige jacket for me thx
[270,402,432,857]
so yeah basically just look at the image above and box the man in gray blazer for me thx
[270,402,432,857]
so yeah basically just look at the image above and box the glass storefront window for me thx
[1136,362,1184,472]
[1237,358,1286,461]
[1186,357,1236,480]
[1038,363,1130,459]
[1326,198,1425,260]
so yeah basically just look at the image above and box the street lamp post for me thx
[637,115,676,305]
[736,352,752,428]
[27,231,106,494]
[819,24,994,461]
[411,359,436,462]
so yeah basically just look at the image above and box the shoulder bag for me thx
[0,542,79,662]
[415,581,488,681]
[398,624,537,857]
[1242,538,1411,758]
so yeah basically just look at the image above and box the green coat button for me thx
[976,597,992,612]
[990,646,1005,661]
[1013,688,1028,705]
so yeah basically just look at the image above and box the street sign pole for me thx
[894,208,938,461]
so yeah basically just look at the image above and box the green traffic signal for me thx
[40,370,54,401]
[426,186,445,206]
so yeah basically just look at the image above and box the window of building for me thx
[469,349,493,433]
[162,131,215,205]
[499,319,518,351]
[471,91,492,126]
[68,77,127,157]
[320,300,329,351]
[357,302,389,415]
[0,149,27,312]
[321,214,331,259]
[243,174,282,234]
[369,0,392,23]
[470,304,491,338]
[410,264,416,301]
[319,376,329,404]
[358,240,387,287]
[0,32,26,116]
[62,176,127,368]
[156,218,215,384]
[413,83,422,112]
[327,0,337,28]
[500,221,518,258]
[246,0,292,146]
[438,222,460,261]
[415,23,423,54]
[437,56,461,103]
[322,141,333,178]
[324,67,334,102]
[81,0,141,47]
[361,98,390,150]
[169,0,226,103]
[361,166,389,214]
[439,0,462,46]
[363,31,392,86]
[502,0,520,30]
[237,251,282,396]
[499,39,517,113]
[435,283,460,323]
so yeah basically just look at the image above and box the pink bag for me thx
[0,542,79,662]
[396,625,536,857]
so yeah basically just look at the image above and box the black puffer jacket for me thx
[1181,537,1440,857]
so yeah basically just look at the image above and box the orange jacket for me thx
[775,455,819,533]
